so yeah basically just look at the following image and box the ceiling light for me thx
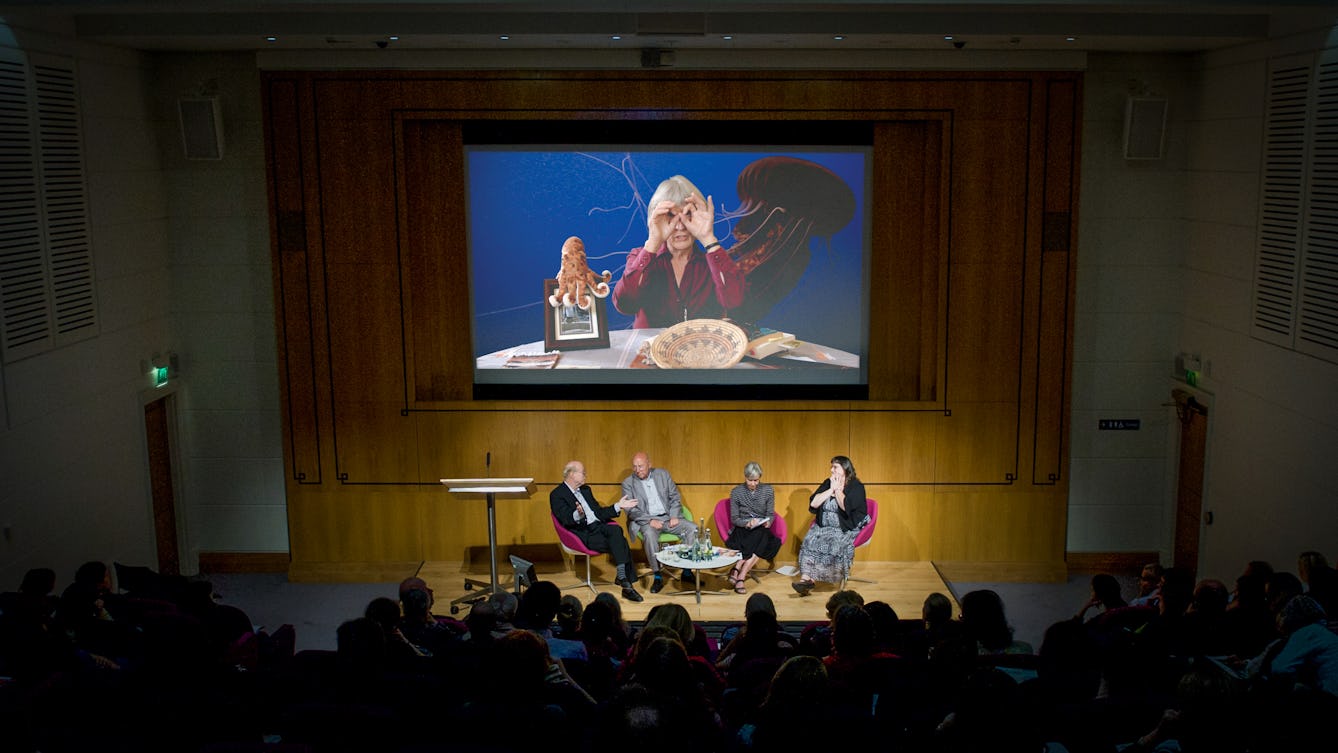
[389,36,399,41]
[611,35,622,40]
[944,35,954,41]
[265,36,277,42]
[722,35,733,41]
[499,35,509,40]
[1066,36,1077,42]
[833,35,844,41]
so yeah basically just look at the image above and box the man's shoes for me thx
[792,579,815,596]
[679,569,698,586]
[621,584,644,602]
[650,574,665,594]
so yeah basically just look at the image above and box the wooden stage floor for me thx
[417,559,957,623]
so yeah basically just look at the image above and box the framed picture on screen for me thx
[542,277,611,352]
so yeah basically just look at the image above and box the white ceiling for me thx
[4,1,1336,55]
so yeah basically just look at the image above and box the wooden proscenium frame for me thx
[263,70,1080,582]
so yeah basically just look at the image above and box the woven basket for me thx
[648,319,749,369]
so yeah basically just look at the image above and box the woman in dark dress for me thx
[725,461,783,594]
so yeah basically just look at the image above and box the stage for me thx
[415,558,958,623]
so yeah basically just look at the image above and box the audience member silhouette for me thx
[741,654,844,752]
[957,588,1034,656]
[1075,572,1127,623]
[592,590,636,656]
[397,585,459,658]
[1245,594,1338,696]
[1297,550,1338,617]
[716,592,798,673]
[863,599,905,655]
[619,633,725,746]
[555,593,583,638]
[515,579,586,661]
[1129,562,1165,608]
[21,553,1337,753]
[797,588,865,658]
[1222,566,1279,658]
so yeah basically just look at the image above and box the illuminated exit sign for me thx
[1098,419,1140,430]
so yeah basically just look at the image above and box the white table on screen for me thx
[476,328,858,369]
[440,477,534,607]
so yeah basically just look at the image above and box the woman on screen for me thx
[611,175,746,327]
[792,455,869,596]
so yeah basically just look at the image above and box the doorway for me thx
[1171,388,1209,579]
[144,395,181,576]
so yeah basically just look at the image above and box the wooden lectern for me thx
[440,477,534,613]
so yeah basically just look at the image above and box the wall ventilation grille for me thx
[1253,50,1338,364]
[0,49,97,364]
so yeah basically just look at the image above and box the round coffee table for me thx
[654,543,742,604]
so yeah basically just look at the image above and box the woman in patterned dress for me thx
[792,455,869,596]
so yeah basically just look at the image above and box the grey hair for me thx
[648,174,704,210]
[743,461,763,480]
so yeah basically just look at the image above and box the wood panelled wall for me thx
[262,70,1080,581]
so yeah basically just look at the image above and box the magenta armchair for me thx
[552,513,618,595]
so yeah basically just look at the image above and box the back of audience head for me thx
[1232,569,1269,608]
[398,575,428,598]
[831,604,877,660]
[761,655,829,716]
[556,594,583,634]
[1091,573,1126,608]
[825,589,865,620]
[1158,566,1196,616]
[1297,550,1330,583]
[629,624,680,665]
[1242,559,1274,580]
[958,588,1016,651]
[629,634,694,694]
[466,599,498,641]
[490,628,552,698]
[601,683,688,752]
[1189,578,1229,616]
[864,600,902,650]
[1265,571,1304,616]
[1277,594,1326,635]
[364,596,401,634]
[336,616,387,677]
[401,587,432,622]
[74,560,112,591]
[486,590,518,624]
[643,602,695,647]
[19,567,57,595]
[924,591,954,626]
[593,591,626,629]
[743,592,780,635]
[515,579,561,631]
[580,596,613,636]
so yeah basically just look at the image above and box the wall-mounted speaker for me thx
[177,97,224,160]
[1123,96,1167,161]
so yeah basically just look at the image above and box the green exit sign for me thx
[1098,419,1140,430]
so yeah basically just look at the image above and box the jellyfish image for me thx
[722,156,857,325]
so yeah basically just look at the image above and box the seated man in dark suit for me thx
[550,459,644,602]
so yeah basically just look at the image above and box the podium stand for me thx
[440,477,534,613]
